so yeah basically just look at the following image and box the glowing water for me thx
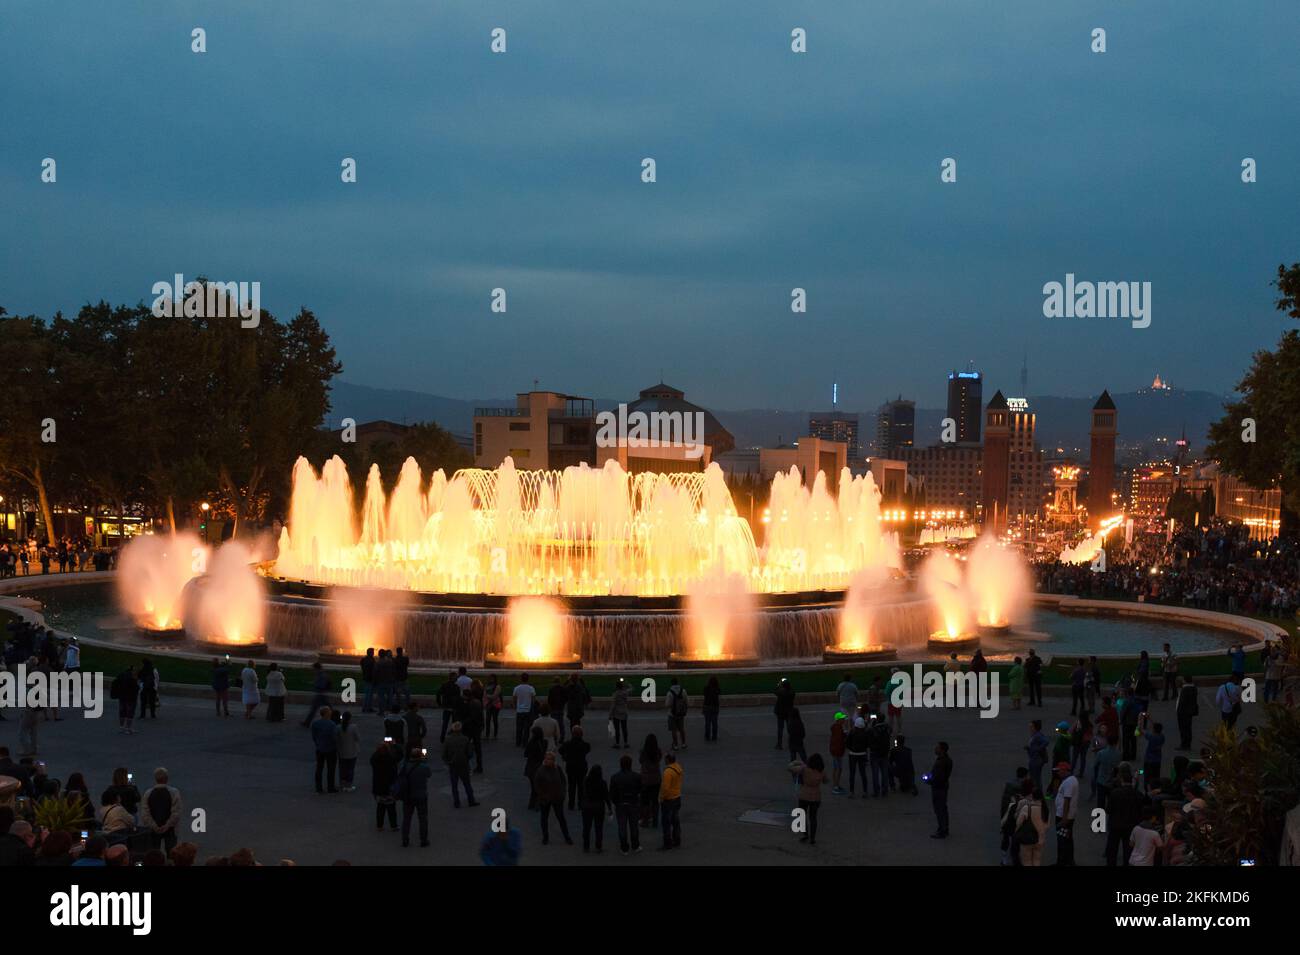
[185,541,266,645]
[116,533,205,630]
[837,566,896,650]
[274,456,898,597]
[503,597,570,662]
[967,534,1030,629]
[684,571,758,659]
[920,549,973,638]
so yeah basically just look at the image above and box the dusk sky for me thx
[3,0,1297,411]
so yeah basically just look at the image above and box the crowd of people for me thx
[0,536,117,578]
[1036,523,1300,621]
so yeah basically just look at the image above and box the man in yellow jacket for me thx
[658,752,684,850]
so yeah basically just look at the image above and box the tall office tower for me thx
[1087,390,1118,529]
[875,396,915,458]
[981,390,1011,532]
[946,368,983,444]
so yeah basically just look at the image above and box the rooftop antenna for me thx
[1020,348,1029,396]
[832,382,838,409]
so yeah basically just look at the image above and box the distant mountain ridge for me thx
[328,380,1230,457]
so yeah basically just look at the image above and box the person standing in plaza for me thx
[373,649,395,714]
[1025,720,1048,791]
[265,662,287,722]
[639,733,662,828]
[666,677,689,750]
[658,751,683,850]
[560,724,590,811]
[240,660,260,719]
[463,687,485,774]
[890,734,917,796]
[774,678,795,749]
[1024,649,1043,707]
[1050,761,1078,864]
[1215,675,1242,729]
[1103,763,1142,866]
[338,710,361,792]
[609,677,631,748]
[580,764,612,853]
[393,647,411,708]
[513,672,537,746]
[1161,643,1179,701]
[397,747,432,848]
[1013,786,1051,867]
[301,662,331,728]
[138,658,159,720]
[112,665,139,735]
[846,716,869,796]
[828,711,848,795]
[1007,657,1024,711]
[483,673,503,740]
[788,752,824,845]
[370,739,400,832]
[311,706,340,794]
[359,648,376,713]
[787,708,808,763]
[141,767,182,854]
[436,670,459,742]
[1086,656,1102,713]
[926,741,953,839]
[1140,713,1164,792]
[533,751,572,846]
[609,754,642,854]
[702,675,720,743]
[441,720,479,809]
[867,714,891,797]
[1069,658,1087,716]
[835,673,858,714]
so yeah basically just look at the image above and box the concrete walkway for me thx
[1,681,1235,866]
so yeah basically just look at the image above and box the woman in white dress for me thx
[240,662,261,719]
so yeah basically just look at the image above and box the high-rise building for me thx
[946,369,983,444]
[981,391,1011,531]
[874,397,915,459]
[1005,397,1045,527]
[1087,390,1118,529]
[809,411,860,461]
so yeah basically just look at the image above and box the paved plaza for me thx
[2,682,1226,866]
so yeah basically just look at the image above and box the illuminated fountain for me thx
[185,541,267,655]
[484,596,581,669]
[1060,514,1125,565]
[274,455,899,597]
[824,566,899,663]
[116,532,205,637]
[922,549,980,652]
[967,534,1030,635]
[669,571,760,668]
[323,586,401,663]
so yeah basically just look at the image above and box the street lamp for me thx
[200,502,210,543]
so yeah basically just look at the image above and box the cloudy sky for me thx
[3,0,1297,411]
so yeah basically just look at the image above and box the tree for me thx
[0,311,63,544]
[1207,263,1300,536]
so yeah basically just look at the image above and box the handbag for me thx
[1015,814,1039,846]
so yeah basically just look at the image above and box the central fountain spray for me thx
[484,596,581,669]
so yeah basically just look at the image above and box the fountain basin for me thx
[822,645,898,664]
[977,623,1012,637]
[483,652,582,670]
[667,651,762,669]
[926,631,980,653]
[136,626,186,642]
[193,638,268,658]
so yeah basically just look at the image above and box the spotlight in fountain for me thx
[116,532,205,639]
[484,597,581,669]
[321,586,400,664]
[825,567,898,663]
[967,533,1030,637]
[185,541,268,656]
[670,571,761,669]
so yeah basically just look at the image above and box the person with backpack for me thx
[666,677,689,750]
[564,674,589,734]
[533,751,572,846]
[580,765,613,853]
[311,706,340,794]
[1024,649,1043,707]
[890,734,918,795]
[608,754,642,854]
[1013,786,1051,866]
[141,767,182,853]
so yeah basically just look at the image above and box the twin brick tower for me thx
[981,389,1117,532]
